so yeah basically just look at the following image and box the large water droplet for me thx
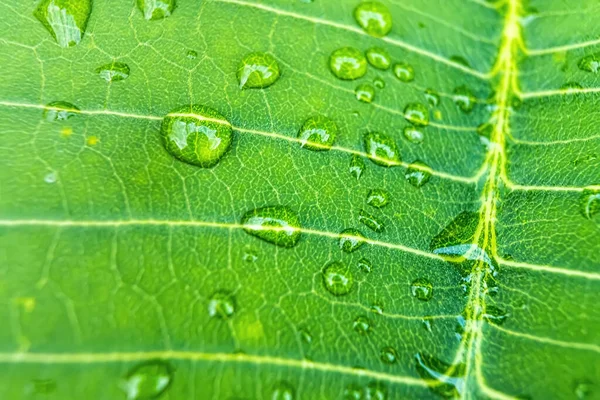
[297,115,337,151]
[415,353,464,398]
[364,381,388,400]
[353,1,393,37]
[322,261,354,296]
[358,258,373,273]
[353,315,372,335]
[272,381,295,400]
[363,132,400,167]
[237,52,280,89]
[96,61,130,82]
[380,346,398,364]
[403,126,424,144]
[366,47,391,70]
[366,189,389,208]
[410,278,433,301]
[241,206,301,248]
[330,47,367,80]
[580,188,600,219]
[393,62,414,82]
[44,101,80,121]
[358,209,385,233]
[161,105,232,167]
[137,0,175,20]
[405,160,432,188]
[578,54,600,73]
[350,155,366,179]
[339,228,366,253]
[34,0,92,47]
[356,84,375,103]
[207,290,235,318]
[424,89,440,107]
[453,86,476,113]
[121,360,173,400]
[404,103,429,127]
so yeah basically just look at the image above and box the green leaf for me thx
[0,0,599,399]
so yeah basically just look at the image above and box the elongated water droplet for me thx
[366,189,389,208]
[299,328,312,345]
[405,160,432,188]
[44,101,80,121]
[415,353,464,398]
[358,209,385,233]
[366,47,391,70]
[350,155,366,179]
[580,188,600,219]
[272,381,295,400]
[34,0,92,47]
[358,258,373,273]
[403,126,424,144]
[484,305,508,325]
[322,261,354,296]
[339,228,366,253]
[353,1,393,37]
[353,315,372,335]
[424,89,440,107]
[208,290,235,318]
[237,52,280,89]
[422,317,433,333]
[393,62,414,82]
[578,54,600,73]
[344,384,363,400]
[297,115,337,151]
[241,206,301,248]
[380,346,398,364]
[453,86,475,113]
[370,303,384,315]
[365,381,388,400]
[356,84,375,103]
[121,360,173,400]
[404,103,429,127]
[410,278,433,301]
[137,0,175,20]
[96,62,130,82]
[161,105,232,167]
[450,55,470,67]
[363,132,400,167]
[330,47,367,80]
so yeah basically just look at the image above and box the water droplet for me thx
[484,305,508,325]
[96,62,130,82]
[344,384,363,400]
[353,315,372,335]
[358,209,385,233]
[403,126,424,144]
[366,189,389,208]
[578,54,600,73]
[422,317,433,333]
[415,353,464,398]
[339,228,366,253]
[404,103,429,127]
[299,328,313,344]
[356,84,375,103]
[424,89,440,107]
[272,381,295,400]
[450,55,470,67]
[366,47,391,70]
[322,261,354,296]
[370,303,384,315]
[574,381,593,399]
[43,101,80,121]
[364,381,388,400]
[393,62,414,82]
[410,278,433,301]
[353,1,393,37]
[237,52,280,89]
[242,249,258,263]
[453,86,476,113]
[241,206,301,248]
[297,115,337,151]
[380,346,398,364]
[121,360,173,400]
[373,77,386,89]
[405,160,432,188]
[330,47,367,80]
[186,50,198,59]
[363,132,400,167]
[208,290,235,318]
[358,258,373,273]
[137,0,175,20]
[580,188,600,219]
[44,171,57,184]
[350,155,366,179]
[34,0,91,47]
[161,104,232,167]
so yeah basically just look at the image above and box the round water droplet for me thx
[365,47,391,70]
[580,188,600,219]
[355,84,375,103]
[344,384,363,400]
[404,103,429,127]
[34,0,91,47]
[297,115,337,151]
[353,2,393,37]
[272,381,295,400]
[186,50,198,59]
[237,52,280,89]
[358,209,385,233]
[44,171,57,184]
[453,86,476,113]
[121,360,173,400]
[242,249,258,263]
[137,0,175,20]
[358,258,373,273]
[424,89,440,107]
[410,278,433,301]
[353,315,372,335]
[363,132,400,167]
[44,101,80,121]
[96,62,130,82]
[578,54,600,73]
[208,290,236,318]
[366,189,389,208]
[339,228,366,253]
[373,77,386,89]
[350,155,366,179]
[329,47,367,80]
[393,62,414,82]
[365,381,388,400]
[405,160,432,188]
[161,104,232,168]
[403,126,424,144]
[322,261,354,296]
[241,206,301,248]
[380,346,398,364]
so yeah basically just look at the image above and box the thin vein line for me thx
[510,135,600,146]
[498,258,600,281]
[519,87,600,99]
[526,37,600,56]
[505,181,600,193]
[489,324,600,353]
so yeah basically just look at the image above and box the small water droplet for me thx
[44,101,80,121]
[403,126,424,144]
[358,258,372,273]
[353,315,372,335]
[96,61,130,82]
[380,346,398,364]
[574,381,593,399]
[358,209,385,233]
[237,52,280,89]
[272,381,295,400]
[161,104,232,167]
[137,0,175,20]
[364,381,388,400]
[297,115,337,151]
[404,103,429,126]
[366,189,389,208]
[241,206,301,248]
[373,77,386,89]
[208,290,235,318]
[34,0,91,47]
[355,84,375,103]
[339,228,366,253]
[366,47,391,70]
[370,303,384,315]
[330,47,367,80]
[353,1,393,37]
[578,54,600,73]
[410,278,433,301]
[242,249,258,263]
[186,50,198,59]
[393,62,414,82]
[121,360,173,400]
[450,55,470,67]
[580,188,600,219]
[415,353,464,398]
[484,305,508,325]
[44,171,57,184]
[363,132,400,167]
[453,86,476,113]
[344,384,363,400]
[424,89,440,107]
[350,155,366,179]
[322,261,354,296]
[405,160,432,188]
[299,328,313,344]
[422,317,433,333]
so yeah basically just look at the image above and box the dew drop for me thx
[161,104,232,168]
[272,381,295,400]
[330,47,367,80]
[405,160,432,188]
[580,188,600,219]
[297,115,337,151]
[186,50,198,59]
[344,384,363,400]
[241,206,301,248]
[366,189,389,208]
[353,315,372,335]
[393,62,414,82]
[453,86,476,113]
[410,278,433,301]
[366,47,391,70]
[415,353,464,398]
[404,103,429,127]
[353,1,393,37]
[121,360,173,400]
[96,62,130,82]
[34,0,91,47]
[578,54,600,73]
[358,209,385,233]
[356,84,375,103]
[363,132,400,167]
[339,228,367,253]
[322,261,354,296]
[483,305,508,325]
[403,126,424,144]
[370,303,384,315]
[373,77,386,89]
[358,258,372,273]
[242,249,258,263]
[574,381,592,399]
[424,89,440,107]
[365,381,388,400]
[450,55,470,67]
[208,290,235,318]
[299,328,313,345]
[422,317,433,333]
[137,0,175,20]
[380,346,398,364]
[43,101,80,121]
[237,52,280,89]
[350,155,366,179]
[44,171,57,184]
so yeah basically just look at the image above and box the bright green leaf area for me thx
[0,0,599,399]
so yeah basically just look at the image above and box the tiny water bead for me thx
[241,206,301,248]
[271,381,295,400]
[404,103,429,127]
[403,126,424,144]
[299,328,313,345]
[339,228,366,253]
[578,53,600,73]
[137,0,175,20]
[329,47,367,80]
[207,290,236,318]
[365,381,388,400]
[297,115,337,151]
[424,89,440,107]
[34,0,92,47]
[344,384,363,400]
[574,381,593,399]
[161,104,232,168]
[121,360,173,400]
[353,1,393,37]
[96,62,130,82]
[373,77,385,89]
[405,160,432,188]
[363,132,400,167]
[242,249,258,263]
[358,258,372,273]
[580,188,600,219]
[322,261,354,296]
[380,346,398,364]
[355,84,375,103]
[44,171,57,184]
[358,209,385,233]
[370,303,384,315]
[186,50,198,59]
[410,278,433,301]
[366,47,391,70]
[43,101,80,121]
[237,52,280,89]
[366,189,389,208]
[393,62,414,82]
[450,55,470,67]
[350,155,366,179]
[453,86,476,113]
[353,315,372,335]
